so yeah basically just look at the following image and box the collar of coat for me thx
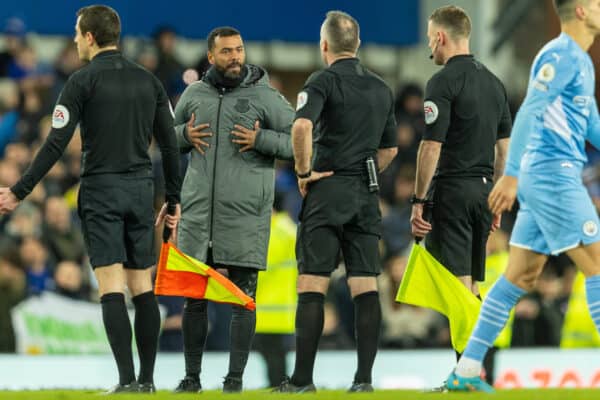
[203,64,266,90]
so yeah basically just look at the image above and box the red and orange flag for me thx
[155,242,256,311]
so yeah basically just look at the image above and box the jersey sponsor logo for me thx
[424,100,438,125]
[583,220,598,237]
[52,105,70,129]
[536,63,556,83]
[296,91,308,111]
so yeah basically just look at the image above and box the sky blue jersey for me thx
[505,32,600,177]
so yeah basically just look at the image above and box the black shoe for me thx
[223,376,243,393]
[272,377,317,393]
[348,382,374,393]
[173,376,202,393]
[103,381,139,394]
[138,382,156,393]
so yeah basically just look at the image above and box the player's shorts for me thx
[425,176,493,282]
[510,167,600,255]
[296,175,381,277]
[78,171,156,269]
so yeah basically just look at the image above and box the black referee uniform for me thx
[11,49,181,268]
[423,54,511,281]
[295,57,397,277]
[9,48,181,391]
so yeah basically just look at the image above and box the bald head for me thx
[321,10,360,55]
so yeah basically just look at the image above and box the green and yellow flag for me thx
[395,244,512,352]
[155,243,256,311]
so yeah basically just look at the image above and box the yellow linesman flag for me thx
[395,243,481,353]
[155,242,256,311]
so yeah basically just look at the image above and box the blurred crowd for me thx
[0,17,597,355]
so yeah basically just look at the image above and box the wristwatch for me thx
[409,194,427,204]
[296,170,312,179]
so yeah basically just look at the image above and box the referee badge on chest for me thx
[424,100,439,125]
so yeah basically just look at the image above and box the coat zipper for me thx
[208,88,225,248]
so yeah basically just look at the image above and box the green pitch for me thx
[0,390,598,400]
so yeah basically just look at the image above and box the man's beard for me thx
[217,62,244,79]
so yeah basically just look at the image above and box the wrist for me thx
[296,169,312,179]
[410,194,427,204]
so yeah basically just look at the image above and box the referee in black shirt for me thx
[276,11,397,393]
[410,5,511,370]
[0,5,181,393]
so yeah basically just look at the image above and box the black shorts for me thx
[425,176,493,282]
[296,175,381,277]
[78,171,155,269]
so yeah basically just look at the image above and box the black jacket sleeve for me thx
[11,76,84,200]
[153,77,181,204]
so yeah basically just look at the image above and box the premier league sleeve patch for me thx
[52,104,70,129]
[424,100,439,125]
[296,91,308,111]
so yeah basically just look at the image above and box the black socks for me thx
[291,292,325,386]
[101,292,135,385]
[132,291,160,384]
[353,291,381,384]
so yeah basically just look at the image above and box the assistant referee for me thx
[0,5,182,394]
[276,10,398,393]
[411,5,511,291]
[409,5,511,376]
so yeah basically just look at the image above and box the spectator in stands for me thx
[42,196,85,264]
[0,79,19,154]
[0,17,27,77]
[153,26,185,100]
[20,236,52,295]
[54,260,87,300]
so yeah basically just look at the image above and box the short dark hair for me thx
[207,27,241,51]
[429,5,471,39]
[322,10,360,54]
[76,5,120,47]
[553,0,588,21]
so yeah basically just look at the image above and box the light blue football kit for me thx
[448,33,600,392]
[507,32,600,254]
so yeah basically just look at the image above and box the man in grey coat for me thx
[171,27,294,394]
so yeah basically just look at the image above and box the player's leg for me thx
[450,189,550,391]
[448,246,546,391]
[80,175,136,391]
[284,223,337,391]
[175,297,207,393]
[95,264,136,389]
[342,186,382,392]
[123,175,160,392]
[566,241,600,335]
[125,268,159,392]
[222,267,258,393]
